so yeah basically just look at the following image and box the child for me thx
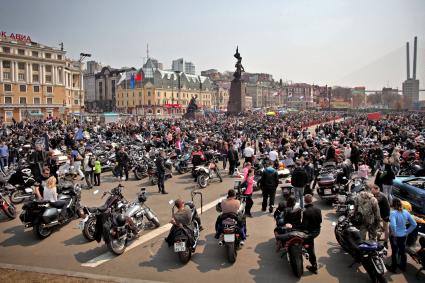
[94,158,102,186]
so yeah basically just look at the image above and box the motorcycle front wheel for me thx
[10,190,25,204]
[33,224,52,239]
[134,168,145,180]
[197,174,208,188]
[2,203,16,219]
[150,176,158,185]
[108,237,127,255]
[82,216,97,242]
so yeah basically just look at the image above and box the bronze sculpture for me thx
[233,46,245,81]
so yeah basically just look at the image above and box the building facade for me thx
[116,69,212,116]
[172,58,196,75]
[283,83,314,109]
[0,33,83,122]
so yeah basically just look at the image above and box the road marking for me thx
[82,195,223,268]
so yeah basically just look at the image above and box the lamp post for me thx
[79,52,91,122]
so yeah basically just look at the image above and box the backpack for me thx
[89,156,96,168]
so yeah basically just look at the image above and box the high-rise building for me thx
[0,31,83,122]
[403,37,420,109]
[172,58,195,75]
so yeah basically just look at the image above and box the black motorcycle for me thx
[132,156,149,180]
[20,183,82,239]
[334,215,387,283]
[173,152,192,174]
[316,163,348,203]
[7,168,36,204]
[79,186,128,241]
[168,191,203,264]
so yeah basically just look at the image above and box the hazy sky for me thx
[1,0,424,91]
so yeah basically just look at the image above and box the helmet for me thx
[138,192,147,203]
[115,214,126,226]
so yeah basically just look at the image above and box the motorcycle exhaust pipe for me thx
[41,221,59,228]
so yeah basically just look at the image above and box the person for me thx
[269,147,279,168]
[354,190,381,240]
[259,162,279,213]
[215,189,245,244]
[301,194,322,274]
[116,146,129,181]
[227,142,239,176]
[155,149,168,194]
[380,158,395,204]
[390,147,401,175]
[371,184,390,248]
[83,148,95,189]
[0,140,9,173]
[71,145,85,180]
[94,157,102,186]
[291,161,308,209]
[34,166,52,200]
[29,143,48,181]
[386,198,417,273]
[243,142,255,164]
[43,176,58,202]
[243,168,254,217]
[282,196,302,228]
[221,141,229,170]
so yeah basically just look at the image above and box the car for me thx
[392,176,425,216]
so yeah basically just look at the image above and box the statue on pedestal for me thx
[233,46,245,81]
[183,95,199,119]
[227,46,246,114]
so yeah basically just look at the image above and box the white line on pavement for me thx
[82,195,223,268]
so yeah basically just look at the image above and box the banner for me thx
[367,112,382,121]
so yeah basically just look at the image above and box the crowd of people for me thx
[1,110,425,276]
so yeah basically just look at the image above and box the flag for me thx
[367,112,381,121]
[135,71,143,81]
[130,74,135,89]
[117,72,127,85]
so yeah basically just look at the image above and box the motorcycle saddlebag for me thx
[41,207,59,224]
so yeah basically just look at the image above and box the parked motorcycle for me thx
[316,163,348,202]
[19,183,82,239]
[195,155,223,188]
[132,156,149,180]
[148,158,173,185]
[334,215,387,283]
[173,152,192,174]
[0,188,16,219]
[333,177,366,215]
[79,186,128,241]
[7,168,36,204]
[168,191,203,264]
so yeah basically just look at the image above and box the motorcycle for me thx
[316,163,348,203]
[19,183,82,239]
[333,177,366,215]
[148,158,173,185]
[95,186,160,255]
[79,186,128,241]
[195,155,223,188]
[173,152,192,174]
[334,215,387,283]
[132,156,149,180]
[168,191,203,264]
[7,168,37,204]
[0,188,16,219]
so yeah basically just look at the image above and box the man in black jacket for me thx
[155,150,168,194]
[350,142,361,172]
[301,194,322,274]
[371,184,390,248]
[291,161,308,208]
[116,146,129,181]
[260,162,279,213]
[227,142,239,176]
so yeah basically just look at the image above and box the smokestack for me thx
[406,42,410,80]
[413,36,417,79]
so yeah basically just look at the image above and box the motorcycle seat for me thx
[97,205,108,213]
[276,230,308,242]
[49,200,67,208]
[358,241,384,251]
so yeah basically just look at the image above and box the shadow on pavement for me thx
[192,233,235,272]
[0,225,40,247]
[73,244,109,263]
[63,233,89,246]
[249,238,302,283]
[139,239,189,272]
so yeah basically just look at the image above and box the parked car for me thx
[392,176,425,216]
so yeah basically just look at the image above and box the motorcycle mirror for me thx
[331,222,336,226]
[93,190,99,195]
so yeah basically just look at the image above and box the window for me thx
[2,61,11,68]
[2,47,10,53]
[157,92,160,97]
[19,85,26,92]
[45,53,51,59]
[139,92,142,97]
[74,99,79,105]
[33,85,40,92]
[18,62,25,70]
[19,97,27,104]
[34,97,40,104]
[98,82,103,94]
[32,64,39,71]
[32,74,39,82]
[4,84,11,92]
[111,80,115,95]
[148,91,151,97]
[57,55,62,60]
[18,49,25,55]
[47,86,53,93]
[45,75,52,83]
[18,73,25,81]
[45,65,52,72]
[3,72,10,80]
[32,51,38,57]
[4,97,12,104]
[47,98,53,104]
[148,100,151,106]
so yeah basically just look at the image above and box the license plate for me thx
[324,189,332,195]
[224,234,235,242]
[174,242,186,252]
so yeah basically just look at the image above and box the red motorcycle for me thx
[0,189,16,219]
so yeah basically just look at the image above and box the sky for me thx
[1,0,424,92]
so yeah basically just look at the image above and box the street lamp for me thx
[79,52,91,121]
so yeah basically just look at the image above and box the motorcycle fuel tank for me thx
[125,204,142,218]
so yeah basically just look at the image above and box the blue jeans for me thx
[294,186,304,208]
[0,157,8,172]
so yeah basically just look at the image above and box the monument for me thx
[227,46,246,114]
[183,95,201,119]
